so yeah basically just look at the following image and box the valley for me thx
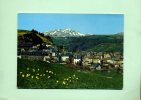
[17,29,123,89]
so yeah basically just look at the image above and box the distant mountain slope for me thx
[115,32,124,35]
[18,29,53,45]
[44,28,85,37]
[88,43,123,52]
[52,35,123,52]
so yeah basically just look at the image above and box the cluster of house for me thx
[18,43,123,72]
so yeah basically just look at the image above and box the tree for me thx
[31,29,38,34]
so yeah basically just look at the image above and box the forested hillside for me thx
[18,29,53,45]
[52,34,123,52]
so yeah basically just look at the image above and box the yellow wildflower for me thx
[27,68,29,70]
[32,69,35,72]
[26,74,30,77]
[62,81,66,85]
[64,78,66,80]
[49,71,52,73]
[20,72,23,75]
[31,76,34,78]
[22,74,24,77]
[36,76,39,79]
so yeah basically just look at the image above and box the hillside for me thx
[88,43,123,53]
[52,34,123,52]
[17,29,123,53]
[18,29,53,45]
[17,59,123,89]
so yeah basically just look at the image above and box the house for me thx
[21,55,44,61]
[18,43,33,51]
[114,64,120,68]
[73,59,81,65]
[82,57,93,66]
[113,59,123,65]
[42,48,52,53]
[51,52,56,57]
[32,45,38,49]
[43,56,50,62]
[73,55,82,65]
[50,51,58,63]
[61,56,69,62]
[46,44,52,47]
[107,59,114,64]
[96,52,103,59]
[96,65,101,70]
[17,55,21,59]
[93,58,101,64]
[113,52,120,56]
[117,60,123,64]
[89,63,101,71]
[28,48,38,52]
[103,53,111,58]
[51,56,58,63]
[21,48,25,52]
[86,52,91,57]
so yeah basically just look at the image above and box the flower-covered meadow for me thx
[17,59,123,89]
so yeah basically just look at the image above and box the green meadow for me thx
[17,59,123,89]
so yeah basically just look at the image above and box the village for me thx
[17,42,123,73]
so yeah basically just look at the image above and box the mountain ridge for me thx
[44,28,123,37]
[44,28,86,37]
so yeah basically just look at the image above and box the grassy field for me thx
[17,59,123,89]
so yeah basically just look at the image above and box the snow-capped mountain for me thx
[44,28,85,37]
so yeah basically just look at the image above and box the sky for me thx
[18,13,124,34]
